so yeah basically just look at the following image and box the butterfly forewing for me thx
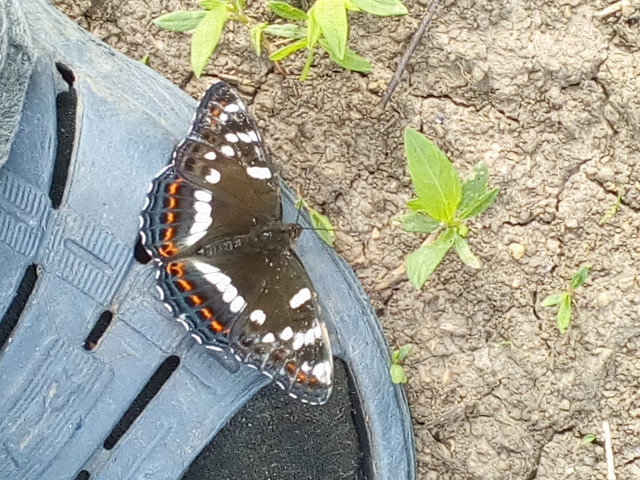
[140,80,334,405]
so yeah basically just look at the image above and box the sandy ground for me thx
[52,0,640,478]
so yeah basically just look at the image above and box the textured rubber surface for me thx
[0,0,416,479]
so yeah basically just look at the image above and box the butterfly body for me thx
[139,82,333,405]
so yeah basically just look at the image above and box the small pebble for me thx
[509,243,526,260]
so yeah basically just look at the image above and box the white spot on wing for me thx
[193,212,212,225]
[248,131,259,142]
[230,296,245,313]
[186,230,207,244]
[279,326,294,341]
[222,285,238,303]
[250,310,266,325]
[194,190,212,203]
[292,333,304,351]
[237,132,251,143]
[220,145,235,157]
[246,166,272,180]
[205,169,221,184]
[289,287,312,309]
[204,271,230,287]
[312,361,331,384]
[191,334,203,344]
[225,133,239,143]
[225,103,240,113]
[193,261,219,275]
[304,328,315,345]
[204,151,217,160]
[194,201,212,214]
[262,333,275,343]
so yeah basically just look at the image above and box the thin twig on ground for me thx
[380,0,442,108]
[603,420,616,480]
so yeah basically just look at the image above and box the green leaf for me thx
[306,7,321,49]
[306,205,335,248]
[458,188,499,221]
[140,54,150,65]
[404,128,461,223]
[249,22,267,55]
[541,293,565,307]
[406,198,427,212]
[344,0,362,11]
[459,161,489,210]
[557,294,572,333]
[269,38,307,61]
[153,10,207,32]
[294,197,305,210]
[267,1,308,21]
[570,266,589,290]
[453,234,482,269]
[389,364,408,384]
[582,434,597,444]
[406,229,456,289]
[264,24,307,39]
[351,0,407,16]
[313,0,348,60]
[394,344,412,363]
[191,3,229,77]
[321,43,373,73]
[400,212,439,233]
[199,0,220,8]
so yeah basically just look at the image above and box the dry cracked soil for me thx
[52,0,640,478]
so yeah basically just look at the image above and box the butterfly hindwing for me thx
[229,246,333,405]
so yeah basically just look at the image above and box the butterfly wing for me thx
[140,81,280,260]
[228,246,333,405]
[156,236,333,405]
[140,81,333,404]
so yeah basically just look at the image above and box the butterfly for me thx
[138,81,333,405]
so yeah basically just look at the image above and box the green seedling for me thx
[154,0,406,79]
[261,0,405,80]
[541,266,589,334]
[294,197,336,247]
[154,0,248,77]
[389,344,411,384]
[582,434,597,444]
[599,188,622,225]
[401,128,499,289]
[140,54,150,65]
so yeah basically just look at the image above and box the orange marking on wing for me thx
[176,278,193,292]
[166,262,185,277]
[162,227,175,242]
[167,182,181,195]
[200,308,213,320]
[189,295,203,306]
[166,197,177,209]
[296,372,307,383]
[285,361,297,374]
[308,376,319,386]
[165,212,176,223]
[210,319,224,333]
[158,242,178,258]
